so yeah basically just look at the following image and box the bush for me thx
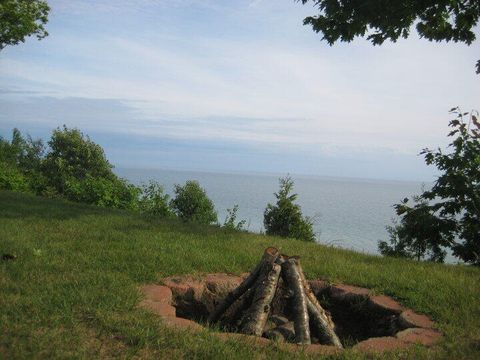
[138,181,173,218]
[223,204,247,231]
[41,126,139,209]
[263,176,315,242]
[63,175,140,210]
[0,129,46,193]
[170,180,217,224]
[0,161,29,192]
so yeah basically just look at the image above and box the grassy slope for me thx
[0,191,479,359]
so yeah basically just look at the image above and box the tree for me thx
[42,126,139,209]
[264,176,315,242]
[379,109,480,265]
[0,0,50,50]
[298,0,480,71]
[170,180,217,224]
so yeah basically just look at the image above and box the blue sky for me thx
[0,0,478,181]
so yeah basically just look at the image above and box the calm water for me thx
[115,168,427,255]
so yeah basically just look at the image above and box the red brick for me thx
[139,300,176,317]
[141,284,172,304]
[396,328,442,346]
[353,337,409,353]
[399,310,434,329]
[368,295,404,314]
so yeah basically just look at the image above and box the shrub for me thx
[0,161,29,192]
[264,176,315,242]
[138,181,173,218]
[223,204,247,231]
[170,180,217,224]
[41,126,139,209]
[64,175,140,210]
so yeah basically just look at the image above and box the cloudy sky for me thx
[1,0,478,181]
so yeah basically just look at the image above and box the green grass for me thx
[1,190,479,359]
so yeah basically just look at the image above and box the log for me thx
[208,247,279,323]
[281,256,311,344]
[220,286,256,330]
[298,266,343,348]
[240,261,281,336]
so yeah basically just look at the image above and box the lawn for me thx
[1,190,479,359]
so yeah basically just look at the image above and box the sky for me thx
[0,0,479,181]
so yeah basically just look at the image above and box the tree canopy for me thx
[298,1,480,72]
[0,0,50,50]
[379,109,480,265]
[299,0,479,45]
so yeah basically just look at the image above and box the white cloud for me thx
[1,0,478,161]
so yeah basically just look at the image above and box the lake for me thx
[115,168,428,255]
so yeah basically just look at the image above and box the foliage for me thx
[43,126,114,192]
[0,160,29,191]
[264,176,315,242]
[0,0,50,50]
[299,0,480,46]
[379,109,480,265]
[138,180,173,218]
[0,127,140,210]
[298,0,480,72]
[170,180,217,224]
[0,128,46,192]
[223,204,247,231]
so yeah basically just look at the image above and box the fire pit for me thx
[139,248,442,353]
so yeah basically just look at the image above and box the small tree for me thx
[379,109,480,265]
[170,180,217,224]
[264,176,315,242]
[223,204,247,231]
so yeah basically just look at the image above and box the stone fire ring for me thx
[139,273,442,354]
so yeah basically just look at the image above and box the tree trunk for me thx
[208,247,279,323]
[240,261,281,336]
[281,256,311,345]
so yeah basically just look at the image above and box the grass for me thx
[1,190,479,359]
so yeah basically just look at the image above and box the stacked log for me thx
[208,247,343,348]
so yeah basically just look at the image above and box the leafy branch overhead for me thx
[0,0,50,50]
[298,1,479,72]
[299,0,480,45]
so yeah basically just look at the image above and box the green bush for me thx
[64,175,140,210]
[41,126,139,209]
[138,181,173,218]
[0,161,29,192]
[170,180,217,224]
[263,176,315,242]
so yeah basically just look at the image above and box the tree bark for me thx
[208,247,279,323]
[240,261,281,336]
[281,256,311,345]
[298,265,343,348]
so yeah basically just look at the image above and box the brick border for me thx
[139,273,442,354]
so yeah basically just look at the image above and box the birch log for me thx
[208,247,279,323]
[240,261,281,336]
[298,266,343,348]
[281,256,311,345]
